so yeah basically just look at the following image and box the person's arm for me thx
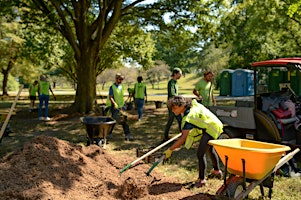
[169,130,189,151]
[109,86,118,109]
[212,92,216,106]
[37,84,40,96]
[144,85,147,102]
[29,85,32,95]
[193,89,202,100]
[49,86,56,100]
[169,81,177,97]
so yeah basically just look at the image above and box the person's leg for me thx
[108,108,118,135]
[196,132,212,180]
[44,95,50,117]
[207,146,220,171]
[164,108,175,140]
[38,95,43,118]
[123,122,131,137]
[140,99,144,119]
[136,98,144,120]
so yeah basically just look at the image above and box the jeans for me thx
[135,98,144,120]
[197,132,220,180]
[38,94,50,118]
[109,107,130,136]
[164,107,182,139]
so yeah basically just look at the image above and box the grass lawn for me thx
[0,73,300,199]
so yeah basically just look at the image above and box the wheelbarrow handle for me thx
[145,155,165,176]
[273,148,300,172]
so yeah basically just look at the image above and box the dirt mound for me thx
[0,136,221,200]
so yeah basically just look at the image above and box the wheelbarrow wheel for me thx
[226,176,244,198]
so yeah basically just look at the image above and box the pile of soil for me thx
[0,135,225,200]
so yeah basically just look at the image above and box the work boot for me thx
[208,169,223,179]
[194,179,206,188]
[125,134,134,141]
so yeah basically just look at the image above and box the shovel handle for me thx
[146,155,165,176]
[119,133,181,175]
[119,163,132,175]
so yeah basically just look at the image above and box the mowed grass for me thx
[1,73,301,199]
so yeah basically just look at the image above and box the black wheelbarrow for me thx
[80,116,116,148]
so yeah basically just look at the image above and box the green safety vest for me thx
[39,81,50,95]
[134,82,146,99]
[182,99,223,149]
[106,84,124,108]
[29,84,38,96]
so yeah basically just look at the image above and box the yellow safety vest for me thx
[106,84,124,108]
[183,99,223,149]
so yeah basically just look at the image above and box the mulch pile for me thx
[0,135,226,200]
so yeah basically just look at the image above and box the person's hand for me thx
[113,102,118,109]
[145,98,148,103]
[163,149,173,159]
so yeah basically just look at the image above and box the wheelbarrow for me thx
[80,116,116,148]
[208,139,300,199]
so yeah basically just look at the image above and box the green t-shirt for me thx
[167,79,178,99]
[29,84,38,96]
[194,78,213,106]
[39,81,50,95]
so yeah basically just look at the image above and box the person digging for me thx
[163,96,223,188]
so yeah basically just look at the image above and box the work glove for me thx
[113,102,118,109]
[163,148,173,160]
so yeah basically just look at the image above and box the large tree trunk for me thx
[73,55,97,114]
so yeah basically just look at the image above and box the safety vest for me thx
[183,99,223,149]
[106,84,124,108]
[39,81,50,95]
[134,82,146,99]
[29,84,38,96]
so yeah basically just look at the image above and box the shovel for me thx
[145,154,165,176]
[119,133,181,175]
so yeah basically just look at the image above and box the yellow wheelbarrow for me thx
[209,139,300,199]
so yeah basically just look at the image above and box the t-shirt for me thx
[194,78,213,106]
[39,81,50,95]
[167,79,178,99]
[29,84,38,96]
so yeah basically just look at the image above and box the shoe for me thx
[161,136,171,143]
[208,169,223,179]
[38,117,44,121]
[44,117,51,121]
[290,171,301,178]
[125,135,134,141]
[138,118,141,122]
[194,179,206,188]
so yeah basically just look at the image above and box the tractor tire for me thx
[220,126,244,139]
[218,133,231,139]
[225,176,245,199]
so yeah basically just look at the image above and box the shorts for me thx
[30,96,37,100]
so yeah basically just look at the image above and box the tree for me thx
[217,0,301,68]
[146,61,170,89]
[18,0,224,113]
[0,7,25,95]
